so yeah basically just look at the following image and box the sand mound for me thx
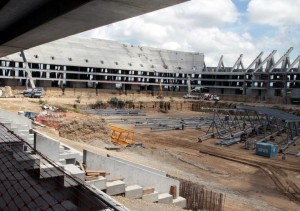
[58,116,110,143]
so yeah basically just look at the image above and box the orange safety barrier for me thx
[109,125,134,146]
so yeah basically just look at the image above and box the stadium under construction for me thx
[0,36,300,103]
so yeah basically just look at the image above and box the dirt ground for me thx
[0,95,300,211]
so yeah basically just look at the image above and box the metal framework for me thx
[198,106,300,153]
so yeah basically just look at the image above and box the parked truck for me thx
[23,87,44,98]
[203,93,220,101]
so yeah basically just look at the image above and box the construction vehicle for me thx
[23,87,45,98]
[183,93,200,99]
[203,93,220,101]
[191,86,209,93]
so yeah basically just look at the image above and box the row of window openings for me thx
[2,61,298,80]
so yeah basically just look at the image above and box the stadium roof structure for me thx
[4,36,205,74]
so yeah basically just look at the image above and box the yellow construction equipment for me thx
[109,125,135,146]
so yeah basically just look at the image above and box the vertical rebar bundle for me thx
[179,180,225,211]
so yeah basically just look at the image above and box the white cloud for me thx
[248,0,300,26]
[79,0,253,66]
[77,0,299,67]
[142,0,239,28]
[80,19,258,66]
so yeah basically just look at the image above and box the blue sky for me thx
[79,0,300,66]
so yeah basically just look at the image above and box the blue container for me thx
[256,143,278,158]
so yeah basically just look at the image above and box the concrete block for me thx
[59,159,66,165]
[17,125,30,131]
[125,185,143,199]
[106,180,125,195]
[65,158,76,164]
[40,162,64,179]
[59,145,65,153]
[173,196,187,208]
[64,164,85,187]
[59,151,81,162]
[142,191,158,202]
[86,176,107,190]
[158,193,173,204]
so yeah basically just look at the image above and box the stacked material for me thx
[0,86,13,97]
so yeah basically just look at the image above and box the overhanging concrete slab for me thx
[0,0,189,57]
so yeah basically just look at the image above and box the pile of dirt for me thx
[58,116,111,143]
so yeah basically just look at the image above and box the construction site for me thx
[0,87,299,210]
[0,0,300,210]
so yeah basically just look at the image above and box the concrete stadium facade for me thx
[0,36,300,103]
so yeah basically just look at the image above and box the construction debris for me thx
[109,125,135,146]
[0,86,13,97]
[80,163,109,181]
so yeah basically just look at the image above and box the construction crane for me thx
[157,82,164,99]
[183,75,200,99]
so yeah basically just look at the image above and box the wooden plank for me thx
[107,178,124,182]
[85,169,106,174]
[143,187,155,195]
[170,185,177,199]
[85,176,99,181]
[105,146,121,150]
[86,172,100,176]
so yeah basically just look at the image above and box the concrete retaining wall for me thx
[83,150,179,197]
[35,132,60,161]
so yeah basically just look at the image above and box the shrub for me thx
[159,101,164,109]
[39,99,47,105]
[108,97,125,108]
[125,100,134,108]
[75,95,81,103]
